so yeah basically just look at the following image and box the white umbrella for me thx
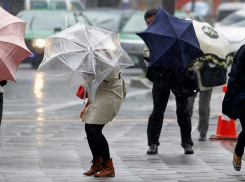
[38,22,134,102]
[191,19,233,66]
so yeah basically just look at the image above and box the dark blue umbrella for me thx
[136,8,203,74]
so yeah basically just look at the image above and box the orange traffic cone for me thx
[210,85,238,140]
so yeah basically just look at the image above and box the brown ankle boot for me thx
[83,157,102,176]
[94,158,115,177]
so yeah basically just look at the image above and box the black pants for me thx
[234,100,245,157]
[0,93,2,125]
[85,123,110,161]
[147,77,193,148]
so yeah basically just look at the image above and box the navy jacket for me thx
[222,45,245,120]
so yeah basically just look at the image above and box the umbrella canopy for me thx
[38,22,134,102]
[136,7,203,74]
[191,19,233,65]
[0,7,32,82]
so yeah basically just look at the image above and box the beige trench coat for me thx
[81,67,127,124]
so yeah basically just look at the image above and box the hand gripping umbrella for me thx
[0,7,32,82]
[136,7,203,74]
[38,22,134,102]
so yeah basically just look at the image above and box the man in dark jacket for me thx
[143,9,197,155]
[0,80,7,125]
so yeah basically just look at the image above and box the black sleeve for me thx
[0,80,7,87]
[236,45,245,73]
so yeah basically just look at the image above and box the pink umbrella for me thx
[0,7,32,82]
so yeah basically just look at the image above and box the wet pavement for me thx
[0,64,242,182]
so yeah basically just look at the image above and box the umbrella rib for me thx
[47,37,88,49]
[166,15,178,37]
[93,53,114,67]
[83,25,97,74]
[0,57,15,81]
[0,21,25,32]
[42,51,87,71]
[0,40,31,53]
[92,33,113,49]
[74,53,89,71]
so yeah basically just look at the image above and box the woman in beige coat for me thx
[82,66,126,177]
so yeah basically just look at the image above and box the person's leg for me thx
[85,124,110,161]
[147,80,170,147]
[198,89,212,137]
[84,124,105,175]
[233,101,245,171]
[0,93,3,125]
[188,94,196,118]
[85,124,102,158]
[235,101,245,157]
[175,96,193,148]
[87,125,114,177]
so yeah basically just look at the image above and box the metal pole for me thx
[162,0,175,15]
[191,0,195,12]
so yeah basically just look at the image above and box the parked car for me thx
[215,2,245,22]
[47,0,85,11]
[119,10,206,71]
[83,8,135,32]
[215,18,245,53]
[214,9,245,53]
[17,10,90,68]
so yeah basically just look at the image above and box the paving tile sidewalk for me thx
[0,118,242,182]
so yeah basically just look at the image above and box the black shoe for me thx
[147,144,158,154]
[198,134,206,141]
[184,144,194,154]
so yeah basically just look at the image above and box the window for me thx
[30,0,47,9]
[48,1,67,9]
[71,1,82,10]
[32,13,66,30]
[121,13,146,33]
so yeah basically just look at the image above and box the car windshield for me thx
[121,12,146,33]
[83,11,121,32]
[76,15,90,25]
[220,11,245,26]
[216,10,237,22]
[19,12,66,30]
[30,0,48,9]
